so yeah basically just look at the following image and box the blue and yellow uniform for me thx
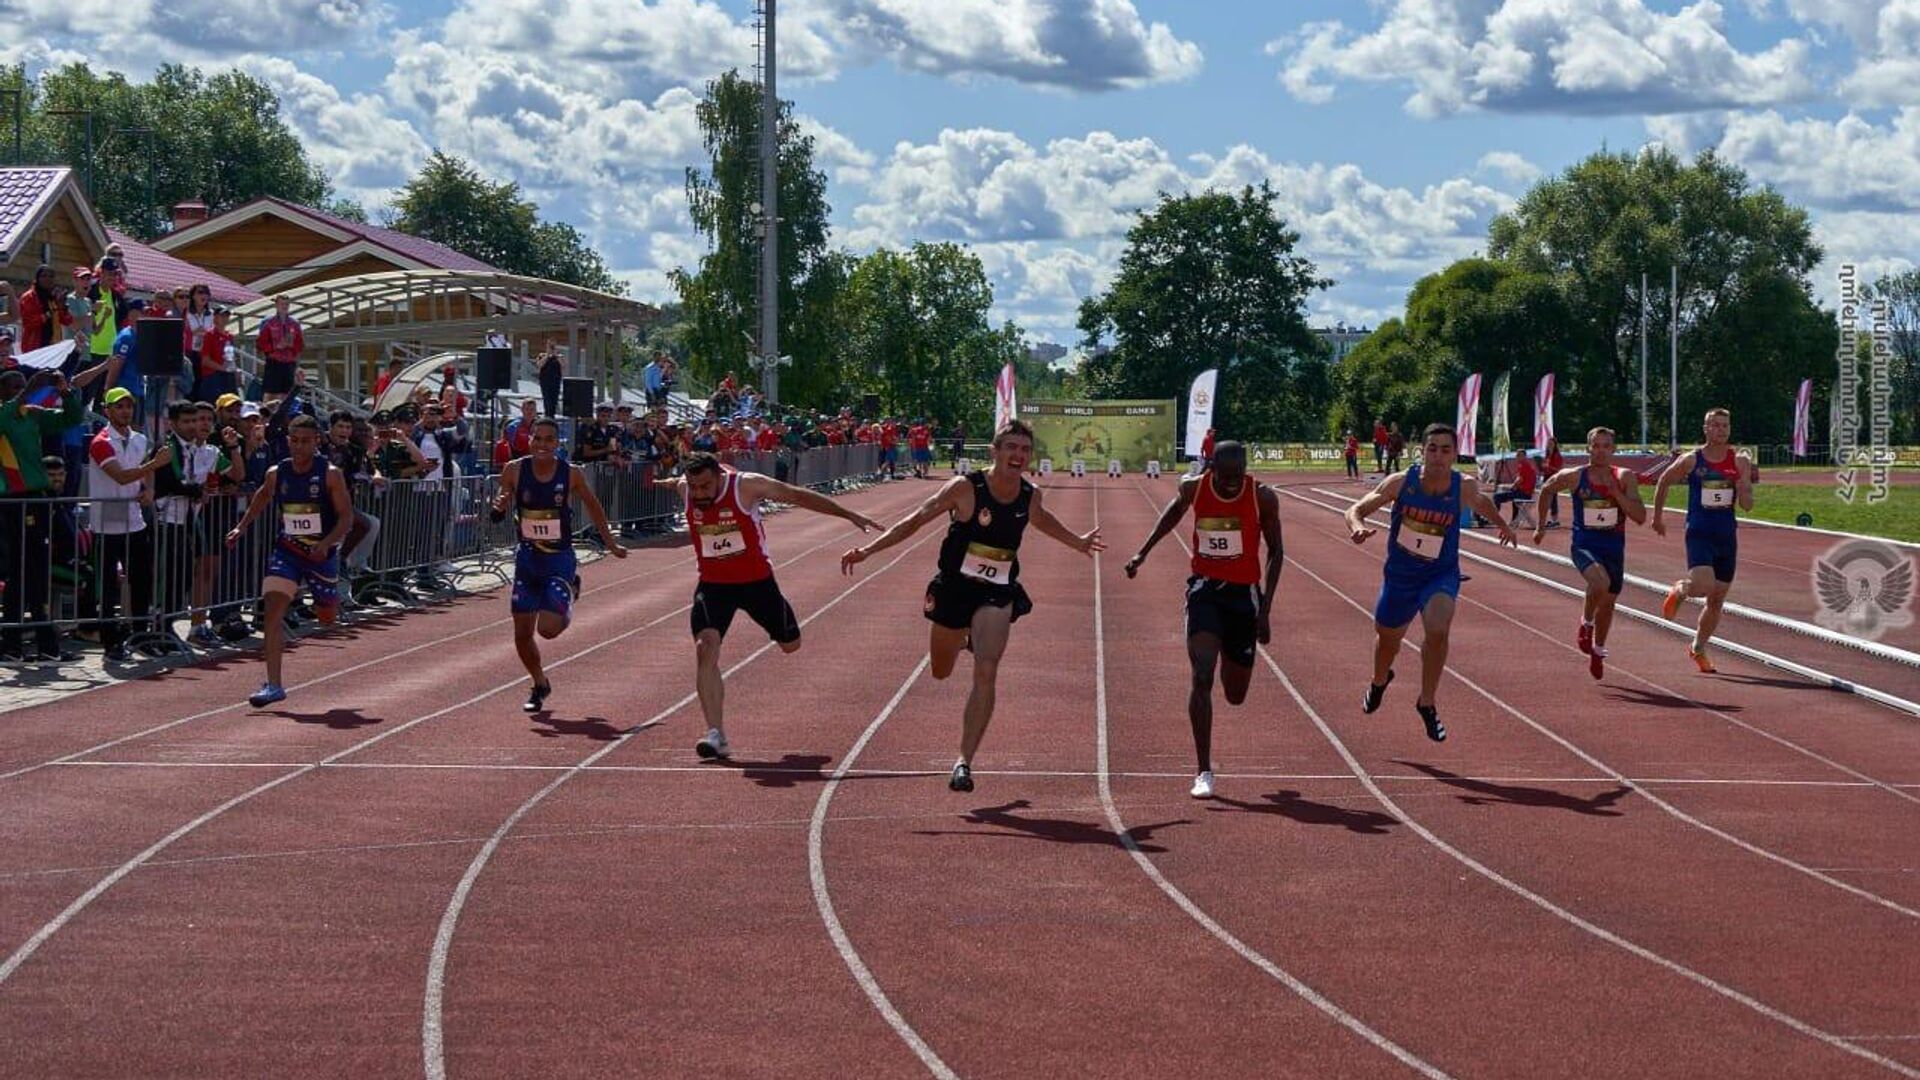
[1683,450,1741,583]
[1374,464,1461,628]
[510,456,578,620]
[1570,467,1628,594]
[266,455,340,609]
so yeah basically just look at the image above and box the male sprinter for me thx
[225,414,353,707]
[1345,423,1514,741]
[1123,441,1283,798]
[1652,407,1753,672]
[490,418,627,713]
[673,452,880,759]
[1532,427,1647,678]
[841,420,1104,792]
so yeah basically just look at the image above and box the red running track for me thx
[0,473,1916,1078]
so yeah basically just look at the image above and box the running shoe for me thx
[249,683,287,708]
[1417,703,1447,742]
[523,682,552,713]
[1363,669,1395,714]
[695,728,731,760]
[1662,582,1685,620]
[1687,647,1716,674]
[1190,771,1215,799]
[1589,646,1606,681]
[1577,622,1593,655]
[948,761,974,792]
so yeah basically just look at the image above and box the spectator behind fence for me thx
[196,306,237,403]
[87,387,168,662]
[256,295,304,395]
[536,343,563,418]
[1,368,85,660]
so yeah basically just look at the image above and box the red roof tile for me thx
[107,228,261,306]
[0,168,74,262]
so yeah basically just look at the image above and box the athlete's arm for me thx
[226,467,277,546]
[1615,470,1648,524]
[1650,451,1694,536]
[842,477,966,573]
[1123,476,1198,578]
[1028,486,1104,556]
[1461,476,1517,547]
[1344,473,1403,543]
[318,466,355,554]
[740,473,881,533]
[571,464,628,558]
[1733,449,1755,511]
[489,460,520,519]
[1530,468,1579,544]
[1256,485,1284,643]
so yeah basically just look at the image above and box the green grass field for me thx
[1649,484,1918,543]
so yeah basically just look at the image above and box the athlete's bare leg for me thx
[695,628,726,734]
[1695,581,1731,652]
[958,603,1013,764]
[1416,594,1456,708]
[1580,564,1616,646]
[929,624,969,680]
[1372,623,1407,686]
[260,586,293,686]
[1187,633,1221,775]
[514,613,546,685]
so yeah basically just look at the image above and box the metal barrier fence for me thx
[0,444,882,663]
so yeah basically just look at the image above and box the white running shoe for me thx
[1190,771,1215,799]
[695,728,731,760]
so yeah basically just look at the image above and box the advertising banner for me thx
[1018,400,1177,470]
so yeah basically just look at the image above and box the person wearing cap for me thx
[65,268,95,352]
[0,367,86,660]
[87,385,171,662]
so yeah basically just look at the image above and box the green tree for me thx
[1489,147,1830,444]
[670,70,836,402]
[1076,183,1332,441]
[1330,318,1441,439]
[841,242,1017,429]
[388,152,622,293]
[8,61,341,239]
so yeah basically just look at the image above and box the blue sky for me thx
[8,0,1917,346]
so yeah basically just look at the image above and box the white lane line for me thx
[1279,553,1920,921]
[1283,488,1920,803]
[1096,485,1453,1077]
[0,482,928,783]
[0,491,927,995]
[421,528,942,1080]
[1260,643,1920,1078]
[805,655,956,1079]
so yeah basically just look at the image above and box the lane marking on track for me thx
[1096,485,1454,1078]
[0,488,929,996]
[1281,488,1920,804]
[1306,485,1920,672]
[805,655,956,1079]
[422,527,943,1080]
[1273,544,1920,921]
[1289,487,1920,717]
[0,482,928,783]
[1260,642,1920,1078]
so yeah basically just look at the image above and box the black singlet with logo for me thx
[937,470,1033,586]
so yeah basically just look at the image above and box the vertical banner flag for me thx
[1183,368,1219,457]
[993,362,1018,432]
[1793,377,1812,458]
[1533,372,1556,452]
[1457,372,1483,457]
[1490,371,1512,453]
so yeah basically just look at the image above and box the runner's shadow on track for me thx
[1709,673,1839,693]
[914,799,1187,853]
[1206,791,1397,834]
[1397,761,1631,817]
[712,754,835,788]
[1602,686,1744,711]
[530,715,628,741]
[270,708,385,730]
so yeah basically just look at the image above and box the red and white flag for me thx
[1793,377,1812,457]
[1457,373,1483,457]
[1533,372,1556,452]
[994,362,1017,433]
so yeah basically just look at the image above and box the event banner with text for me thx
[1017,400,1177,470]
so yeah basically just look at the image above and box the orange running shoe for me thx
[1687,647,1716,674]
[1662,582,1685,620]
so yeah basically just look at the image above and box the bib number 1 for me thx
[1394,527,1439,560]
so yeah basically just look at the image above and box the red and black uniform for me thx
[686,468,798,643]
[926,469,1033,629]
[1186,472,1263,667]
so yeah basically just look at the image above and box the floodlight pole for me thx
[758,0,780,404]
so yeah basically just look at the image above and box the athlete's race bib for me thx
[1195,516,1244,559]
[281,503,322,538]
[698,523,745,559]
[1584,502,1619,529]
[1394,523,1442,560]
[521,512,563,542]
[1701,484,1734,508]
[960,541,1014,583]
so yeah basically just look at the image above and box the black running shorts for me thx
[924,572,1031,631]
[691,576,800,643]
[1185,575,1258,668]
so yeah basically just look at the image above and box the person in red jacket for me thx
[255,295,305,395]
[17,266,73,350]
[1542,437,1565,526]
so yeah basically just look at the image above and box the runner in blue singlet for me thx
[1651,408,1753,673]
[1531,426,1647,680]
[1344,423,1515,742]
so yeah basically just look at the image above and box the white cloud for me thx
[1476,150,1543,184]
[1272,0,1818,116]
[237,57,431,207]
[1647,108,1920,212]
[6,0,389,64]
